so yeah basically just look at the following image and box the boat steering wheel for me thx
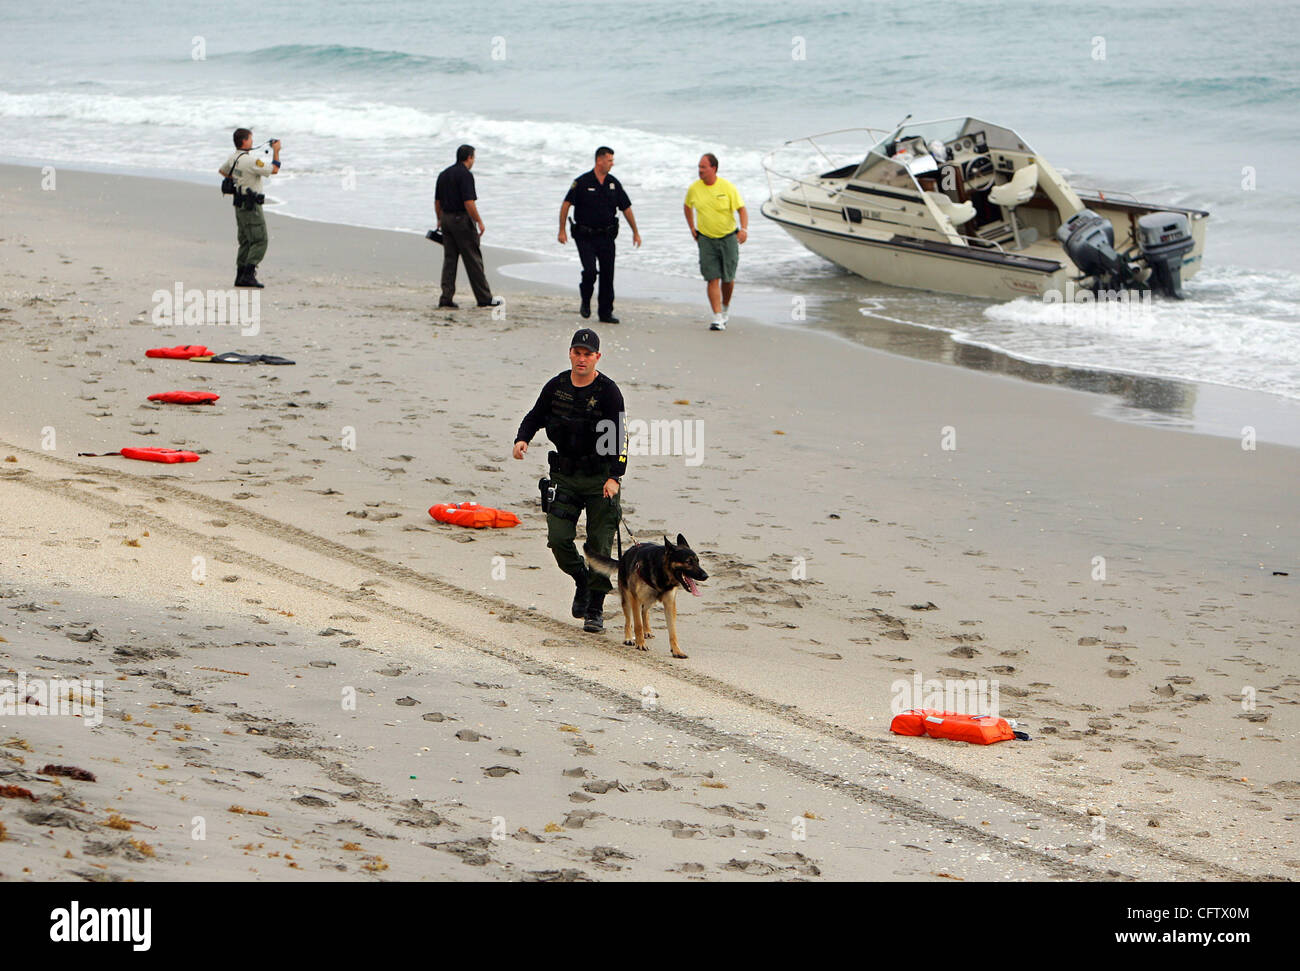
[963,155,995,188]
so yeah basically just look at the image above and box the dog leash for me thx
[612,494,639,560]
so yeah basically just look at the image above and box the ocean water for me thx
[3,0,1298,402]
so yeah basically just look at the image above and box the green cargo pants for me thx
[546,470,621,596]
[235,204,268,268]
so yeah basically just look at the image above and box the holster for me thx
[547,484,583,523]
[235,188,264,211]
[545,453,607,523]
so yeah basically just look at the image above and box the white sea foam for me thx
[0,91,446,140]
[4,0,1297,406]
[958,266,1300,398]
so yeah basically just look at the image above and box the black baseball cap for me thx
[571,328,599,352]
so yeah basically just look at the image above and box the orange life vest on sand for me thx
[146,345,210,359]
[890,708,1018,745]
[428,502,521,529]
[120,447,201,464]
[148,391,220,404]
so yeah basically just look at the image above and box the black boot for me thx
[583,591,607,633]
[234,264,248,287]
[570,570,589,619]
[244,264,265,289]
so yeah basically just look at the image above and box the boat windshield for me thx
[903,118,1032,153]
[852,117,1034,186]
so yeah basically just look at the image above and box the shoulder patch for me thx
[255,158,265,167]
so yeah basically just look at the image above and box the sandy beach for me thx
[0,164,1296,882]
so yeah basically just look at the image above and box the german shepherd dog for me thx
[584,534,708,659]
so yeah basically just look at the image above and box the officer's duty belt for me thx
[548,451,606,476]
[571,222,618,238]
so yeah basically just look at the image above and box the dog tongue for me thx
[684,576,701,597]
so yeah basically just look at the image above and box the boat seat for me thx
[988,163,1039,249]
[925,191,976,228]
[989,162,1039,208]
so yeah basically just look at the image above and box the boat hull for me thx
[763,203,1065,301]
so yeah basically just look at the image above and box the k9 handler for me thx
[218,128,281,288]
[513,328,627,633]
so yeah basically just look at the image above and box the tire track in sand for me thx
[0,446,1279,881]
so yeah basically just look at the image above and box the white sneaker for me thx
[709,314,726,331]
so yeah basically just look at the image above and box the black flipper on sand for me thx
[207,352,261,364]
[205,352,296,365]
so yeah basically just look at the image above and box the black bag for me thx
[221,150,249,197]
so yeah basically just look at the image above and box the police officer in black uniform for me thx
[558,147,641,324]
[512,328,627,633]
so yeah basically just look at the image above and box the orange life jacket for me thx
[146,345,211,359]
[148,391,220,404]
[428,502,521,529]
[119,447,201,464]
[890,708,1017,745]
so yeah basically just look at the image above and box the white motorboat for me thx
[760,116,1208,301]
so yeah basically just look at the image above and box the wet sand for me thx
[0,164,1296,881]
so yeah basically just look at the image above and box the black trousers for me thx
[440,212,493,305]
[575,234,616,318]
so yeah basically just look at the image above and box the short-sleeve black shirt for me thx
[563,171,633,229]
[436,162,477,213]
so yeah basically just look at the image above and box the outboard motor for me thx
[1136,211,1194,299]
[1057,208,1138,291]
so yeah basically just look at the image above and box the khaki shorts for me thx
[697,231,739,282]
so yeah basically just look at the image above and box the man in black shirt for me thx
[558,146,640,324]
[513,328,627,632]
[434,144,501,309]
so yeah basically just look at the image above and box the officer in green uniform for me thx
[218,128,281,288]
[513,328,627,632]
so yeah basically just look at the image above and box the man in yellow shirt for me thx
[683,154,747,331]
